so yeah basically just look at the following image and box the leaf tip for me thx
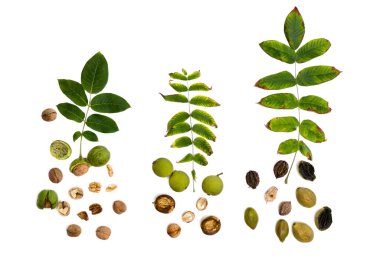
[292,6,301,15]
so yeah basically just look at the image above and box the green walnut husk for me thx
[87,145,110,167]
[275,219,289,242]
[37,190,58,209]
[296,187,316,208]
[244,207,259,230]
[292,222,314,243]
[50,140,72,160]
[70,157,91,176]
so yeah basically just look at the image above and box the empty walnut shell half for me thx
[57,201,70,216]
[154,194,175,214]
[201,216,221,235]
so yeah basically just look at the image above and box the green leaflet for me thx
[169,81,188,92]
[81,52,108,94]
[190,95,220,107]
[182,69,188,75]
[82,130,98,142]
[165,122,191,137]
[189,83,211,91]
[296,38,331,63]
[300,119,326,143]
[86,114,119,133]
[187,70,201,80]
[297,66,341,86]
[194,153,208,166]
[278,139,299,154]
[299,140,313,160]
[299,95,331,114]
[167,112,190,131]
[191,109,217,127]
[171,136,192,148]
[57,103,85,123]
[58,79,88,107]
[259,40,296,64]
[259,93,298,109]
[160,93,188,103]
[191,169,197,181]
[266,116,299,132]
[193,137,213,156]
[192,124,216,141]
[73,131,82,142]
[255,71,296,90]
[169,72,187,80]
[284,7,305,50]
[91,93,130,113]
[178,153,193,163]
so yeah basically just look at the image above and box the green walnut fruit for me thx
[152,158,173,177]
[292,222,314,243]
[50,140,72,160]
[87,146,110,167]
[275,219,289,242]
[70,157,91,176]
[202,173,224,196]
[296,187,316,208]
[244,207,259,230]
[37,190,58,209]
[169,171,190,192]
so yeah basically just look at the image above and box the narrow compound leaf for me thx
[278,139,299,154]
[169,72,187,81]
[169,81,188,92]
[192,124,216,141]
[300,119,326,143]
[259,93,298,109]
[165,122,191,137]
[82,130,99,142]
[160,93,188,103]
[266,116,299,132]
[189,83,211,91]
[299,95,331,114]
[297,66,341,86]
[190,95,220,107]
[255,71,296,90]
[299,140,313,160]
[259,40,296,64]
[171,136,192,148]
[194,153,208,166]
[193,137,213,156]
[91,93,130,113]
[284,7,305,50]
[86,114,119,133]
[58,79,88,106]
[177,153,193,163]
[56,103,85,123]
[167,111,190,131]
[187,70,201,80]
[296,38,331,63]
[191,109,217,127]
[73,131,82,142]
[81,52,108,94]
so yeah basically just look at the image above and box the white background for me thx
[0,0,378,278]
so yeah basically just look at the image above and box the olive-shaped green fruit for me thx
[315,206,333,231]
[244,207,259,230]
[296,187,316,208]
[50,140,72,160]
[169,171,189,192]
[70,157,91,176]
[292,222,314,243]
[87,146,110,167]
[152,158,173,177]
[202,173,223,196]
[36,190,58,209]
[275,219,289,242]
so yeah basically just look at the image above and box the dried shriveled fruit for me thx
[67,224,81,237]
[113,200,127,214]
[96,226,111,240]
[167,223,181,238]
[244,207,259,230]
[196,197,208,211]
[278,201,292,216]
[50,140,72,160]
[48,168,63,183]
[41,108,57,122]
[275,219,289,242]
[182,211,195,223]
[77,211,89,221]
[201,216,221,235]
[296,187,316,208]
[274,160,289,178]
[246,170,260,189]
[292,222,314,243]
[264,186,278,203]
[315,206,333,231]
[57,201,70,216]
[154,194,175,214]
[298,161,316,181]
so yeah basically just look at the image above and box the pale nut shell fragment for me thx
[107,164,114,177]
[106,184,117,192]
[182,211,195,223]
[196,197,208,211]
[264,186,278,203]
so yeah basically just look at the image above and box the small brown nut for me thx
[107,164,114,177]
[48,168,63,183]
[196,197,208,211]
[201,216,221,235]
[106,184,117,192]
[113,200,127,214]
[279,201,292,216]
[57,201,70,216]
[246,170,260,189]
[66,224,81,237]
[89,203,102,215]
[88,182,101,193]
[154,194,175,214]
[182,211,195,223]
[167,223,181,238]
[41,108,57,122]
[264,186,278,203]
[77,211,89,221]
[68,187,83,200]
[96,226,111,240]
[273,160,289,179]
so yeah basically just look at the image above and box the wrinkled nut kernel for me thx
[107,164,114,177]
[68,187,83,200]
[275,219,289,242]
[315,206,333,231]
[66,224,81,237]
[279,201,292,216]
[48,168,63,183]
[264,186,278,203]
[57,201,70,216]
[196,197,208,211]
[273,160,289,179]
[298,161,316,181]
[296,187,316,208]
[77,211,89,221]
[96,226,111,240]
[41,108,57,122]
[167,223,181,238]
[182,211,195,223]
[246,170,260,189]
[106,184,117,192]
[201,216,221,235]
[154,194,175,214]
[89,182,101,193]
[292,222,314,243]
[113,200,127,214]
[89,203,102,215]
